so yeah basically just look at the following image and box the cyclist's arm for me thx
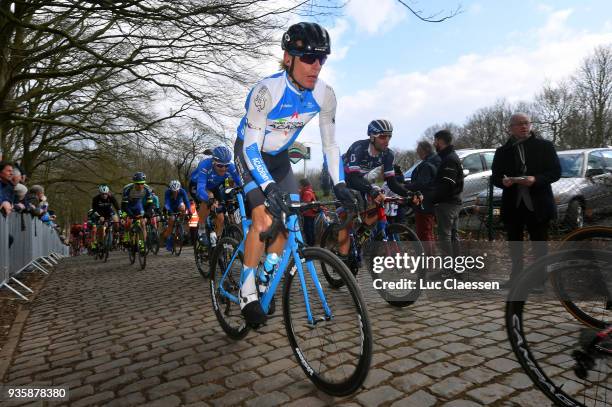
[383,151,409,197]
[111,195,120,212]
[181,189,191,213]
[242,83,275,190]
[197,164,211,202]
[318,84,344,186]
[345,172,374,195]
[229,164,242,187]
[164,189,172,212]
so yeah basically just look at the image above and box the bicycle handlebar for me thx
[259,200,358,243]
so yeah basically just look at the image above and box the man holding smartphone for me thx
[491,113,561,288]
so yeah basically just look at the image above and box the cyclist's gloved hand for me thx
[264,183,291,219]
[333,183,357,212]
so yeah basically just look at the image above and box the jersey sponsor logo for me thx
[270,118,305,131]
[280,104,293,108]
[254,87,268,112]
[251,157,270,182]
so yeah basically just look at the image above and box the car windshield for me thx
[559,154,584,178]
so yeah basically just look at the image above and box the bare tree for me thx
[394,0,462,23]
[0,0,343,176]
[573,45,612,147]
[532,81,576,146]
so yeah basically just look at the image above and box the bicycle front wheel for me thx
[210,237,249,340]
[367,223,425,308]
[173,223,184,256]
[506,255,612,407]
[283,247,372,396]
[137,228,146,270]
[194,240,210,278]
[555,226,612,329]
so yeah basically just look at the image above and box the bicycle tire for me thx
[103,232,112,263]
[367,223,425,308]
[319,224,345,288]
[224,223,243,242]
[128,231,136,265]
[194,240,210,278]
[555,226,612,329]
[210,236,250,340]
[137,227,146,270]
[148,225,160,255]
[283,247,372,396]
[173,223,184,256]
[506,257,612,407]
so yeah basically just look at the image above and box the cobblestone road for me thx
[2,248,560,407]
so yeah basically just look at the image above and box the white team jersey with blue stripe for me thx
[236,70,343,190]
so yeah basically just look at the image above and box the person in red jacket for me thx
[299,178,317,246]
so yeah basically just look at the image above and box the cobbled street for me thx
[2,249,559,407]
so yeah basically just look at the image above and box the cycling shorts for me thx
[234,138,298,215]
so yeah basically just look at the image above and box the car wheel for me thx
[565,199,584,230]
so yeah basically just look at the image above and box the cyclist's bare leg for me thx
[162,216,175,240]
[214,212,224,236]
[241,204,286,322]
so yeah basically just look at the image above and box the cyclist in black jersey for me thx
[337,119,421,261]
[91,185,120,248]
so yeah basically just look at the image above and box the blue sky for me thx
[247,0,612,172]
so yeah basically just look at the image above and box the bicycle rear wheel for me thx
[210,236,250,340]
[507,251,612,407]
[283,247,372,396]
[319,224,347,288]
[555,227,612,329]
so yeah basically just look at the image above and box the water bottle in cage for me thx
[258,252,280,295]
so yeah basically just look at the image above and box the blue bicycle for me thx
[209,187,373,396]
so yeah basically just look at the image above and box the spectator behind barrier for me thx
[0,161,14,215]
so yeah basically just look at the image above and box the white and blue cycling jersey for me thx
[236,70,343,190]
[189,158,242,202]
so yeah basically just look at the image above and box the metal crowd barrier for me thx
[0,212,69,300]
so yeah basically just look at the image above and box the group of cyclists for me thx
[68,21,425,326]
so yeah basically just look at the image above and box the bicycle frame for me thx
[218,191,333,325]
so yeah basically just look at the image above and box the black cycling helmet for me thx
[282,22,331,56]
[132,172,146,184]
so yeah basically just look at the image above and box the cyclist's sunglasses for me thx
[374,133,392,140]
[289,51,327,66]
[214,163,229,169]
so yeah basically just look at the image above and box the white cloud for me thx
[537,8,573,40]
[345,0,407,34]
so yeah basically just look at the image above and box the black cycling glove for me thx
[333,183,357,212]
[264,183,291,219]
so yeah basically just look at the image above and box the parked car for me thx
[403,148,496,210]
[474,147,612,230]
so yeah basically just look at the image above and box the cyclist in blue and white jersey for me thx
[162,180,192,251]
[189,146,242,240]
[233,22,355,325]
[121,172,154,246]
[337,120,420,264]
